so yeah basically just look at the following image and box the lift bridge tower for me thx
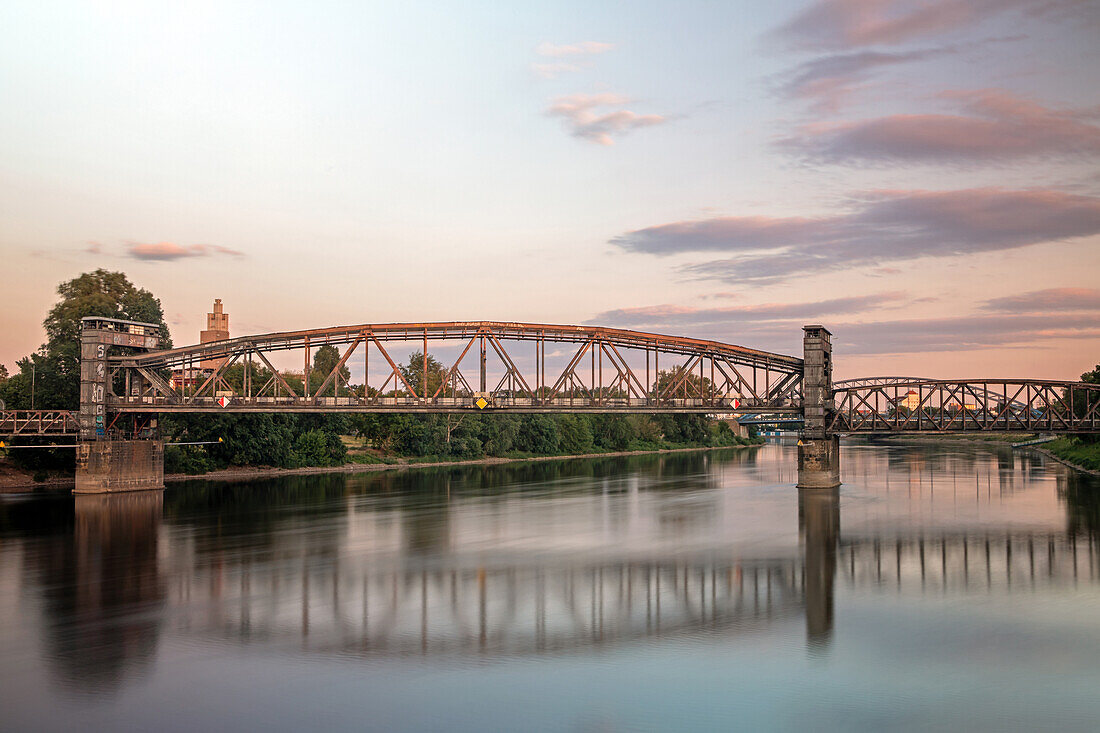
[797,325,840,489]
[76,316,166,493]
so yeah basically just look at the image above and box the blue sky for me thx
[2,0,1099,378]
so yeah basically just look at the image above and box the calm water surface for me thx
[2,441,1099,732]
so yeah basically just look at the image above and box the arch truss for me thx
[105,321,805,415]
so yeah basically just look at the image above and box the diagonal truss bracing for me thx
[103,321,805,414]
[830,378,1100,434]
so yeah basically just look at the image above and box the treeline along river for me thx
[1,440,1099,731]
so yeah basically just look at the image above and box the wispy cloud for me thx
[546,93,665,145]
[982,287,1100,313]
[532,41,614,78]
[591,305,1100,357]
[127,242,244,261]
[611,187,1100,283]
[536,41,614,58]
[592,292,908,328]
[835,313,1100,355]
[780,89,1100,164]
[769,0,1080,51]
[776,47,953,113]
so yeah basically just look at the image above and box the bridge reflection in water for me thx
[29,468,1092,693]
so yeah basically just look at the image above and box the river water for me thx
[1,441,1099,732]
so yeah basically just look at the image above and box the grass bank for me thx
[1042,437,1100,475]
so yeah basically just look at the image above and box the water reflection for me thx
[2,442,1098,701]
[32,492,165,694]
[800,487,839,650]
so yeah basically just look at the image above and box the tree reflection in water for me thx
[3,443,1098,698]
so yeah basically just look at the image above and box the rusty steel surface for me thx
[73,320,1100,433]
[114,321,804,370]
[104,321,806,414]
[830,379,1100,434]
[0,410,81,437]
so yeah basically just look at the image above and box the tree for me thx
[399,351,447,397]
[308,344,351,396]
[555,415,594,454]
[0,364,8,383]
[516,415,560,454]
[0,270,170,409]
[651,366,715,400]
[1069,363,1100,444]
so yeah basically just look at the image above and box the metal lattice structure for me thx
[104,321,806,415]
[830,378,1100,434]
[5,323,1098,441]
[0,410,80,436]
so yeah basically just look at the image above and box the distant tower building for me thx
[200,299,230,371]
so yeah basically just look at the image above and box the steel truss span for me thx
[831,379,1100,434]
[0,410,80,436]
[106,321,806,415]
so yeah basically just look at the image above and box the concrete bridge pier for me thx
[797,325,841,489]
[75,440,165,494]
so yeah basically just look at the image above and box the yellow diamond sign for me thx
[475,396,489,410]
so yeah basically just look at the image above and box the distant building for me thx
[901,390,920,410]
[171,368,204,391]
[200,299,230,371]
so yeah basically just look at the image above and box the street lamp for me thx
[30,363,35,411]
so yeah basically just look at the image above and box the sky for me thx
[2,0,1099,381]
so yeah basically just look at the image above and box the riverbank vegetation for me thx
[1045,437,1100,472]
[1045,363,1100,472]
[163,412,760,475]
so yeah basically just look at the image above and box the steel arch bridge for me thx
[2,320,1098,442]
[103,320,807,417]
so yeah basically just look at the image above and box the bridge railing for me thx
[106,393,803,413]
[830,379,1100,434]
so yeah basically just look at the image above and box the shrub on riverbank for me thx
[1046,437,1100,472]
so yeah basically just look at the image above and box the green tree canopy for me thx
[0,270,171,409]
[308,344,351,396]
[399,351,447,397]
[651,366,715,400]
[44,269,170,352]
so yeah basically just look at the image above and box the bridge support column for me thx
[797,435,841,489]
[75,440,164,494]
[798,325,840,489]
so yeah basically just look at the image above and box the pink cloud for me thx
[127,242,244,261]
[982,287,1100,313]
[612,187,1100,283]
[593,293,908,327]
[778,48,954,113]
[771,0,1088,50]
[780,89,1100,163]
[546,93,665,145]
